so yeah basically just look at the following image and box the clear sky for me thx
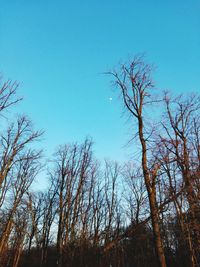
[0,0,200,162]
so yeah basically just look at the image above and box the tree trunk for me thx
[138,117,167,267]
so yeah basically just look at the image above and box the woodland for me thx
[0,56,200,267]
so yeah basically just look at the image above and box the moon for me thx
[109,97,113,101]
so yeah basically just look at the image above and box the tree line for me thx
[0,56,200,267]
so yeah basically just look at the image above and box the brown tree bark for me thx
[108,56,167,267]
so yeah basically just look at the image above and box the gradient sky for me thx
[0,0,200,163]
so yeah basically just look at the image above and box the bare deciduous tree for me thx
[108,56,167,267]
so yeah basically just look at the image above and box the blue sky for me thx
[0,0,200,162]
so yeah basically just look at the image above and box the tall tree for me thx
[108,56,167,267]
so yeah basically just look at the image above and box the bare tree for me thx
[0,116,42,198]
[0,153,41,267]
[0,78,22,115]
[159,93,200,267]
[108,56,167,267]
[122,163,147,225]
[49,138,94,266]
